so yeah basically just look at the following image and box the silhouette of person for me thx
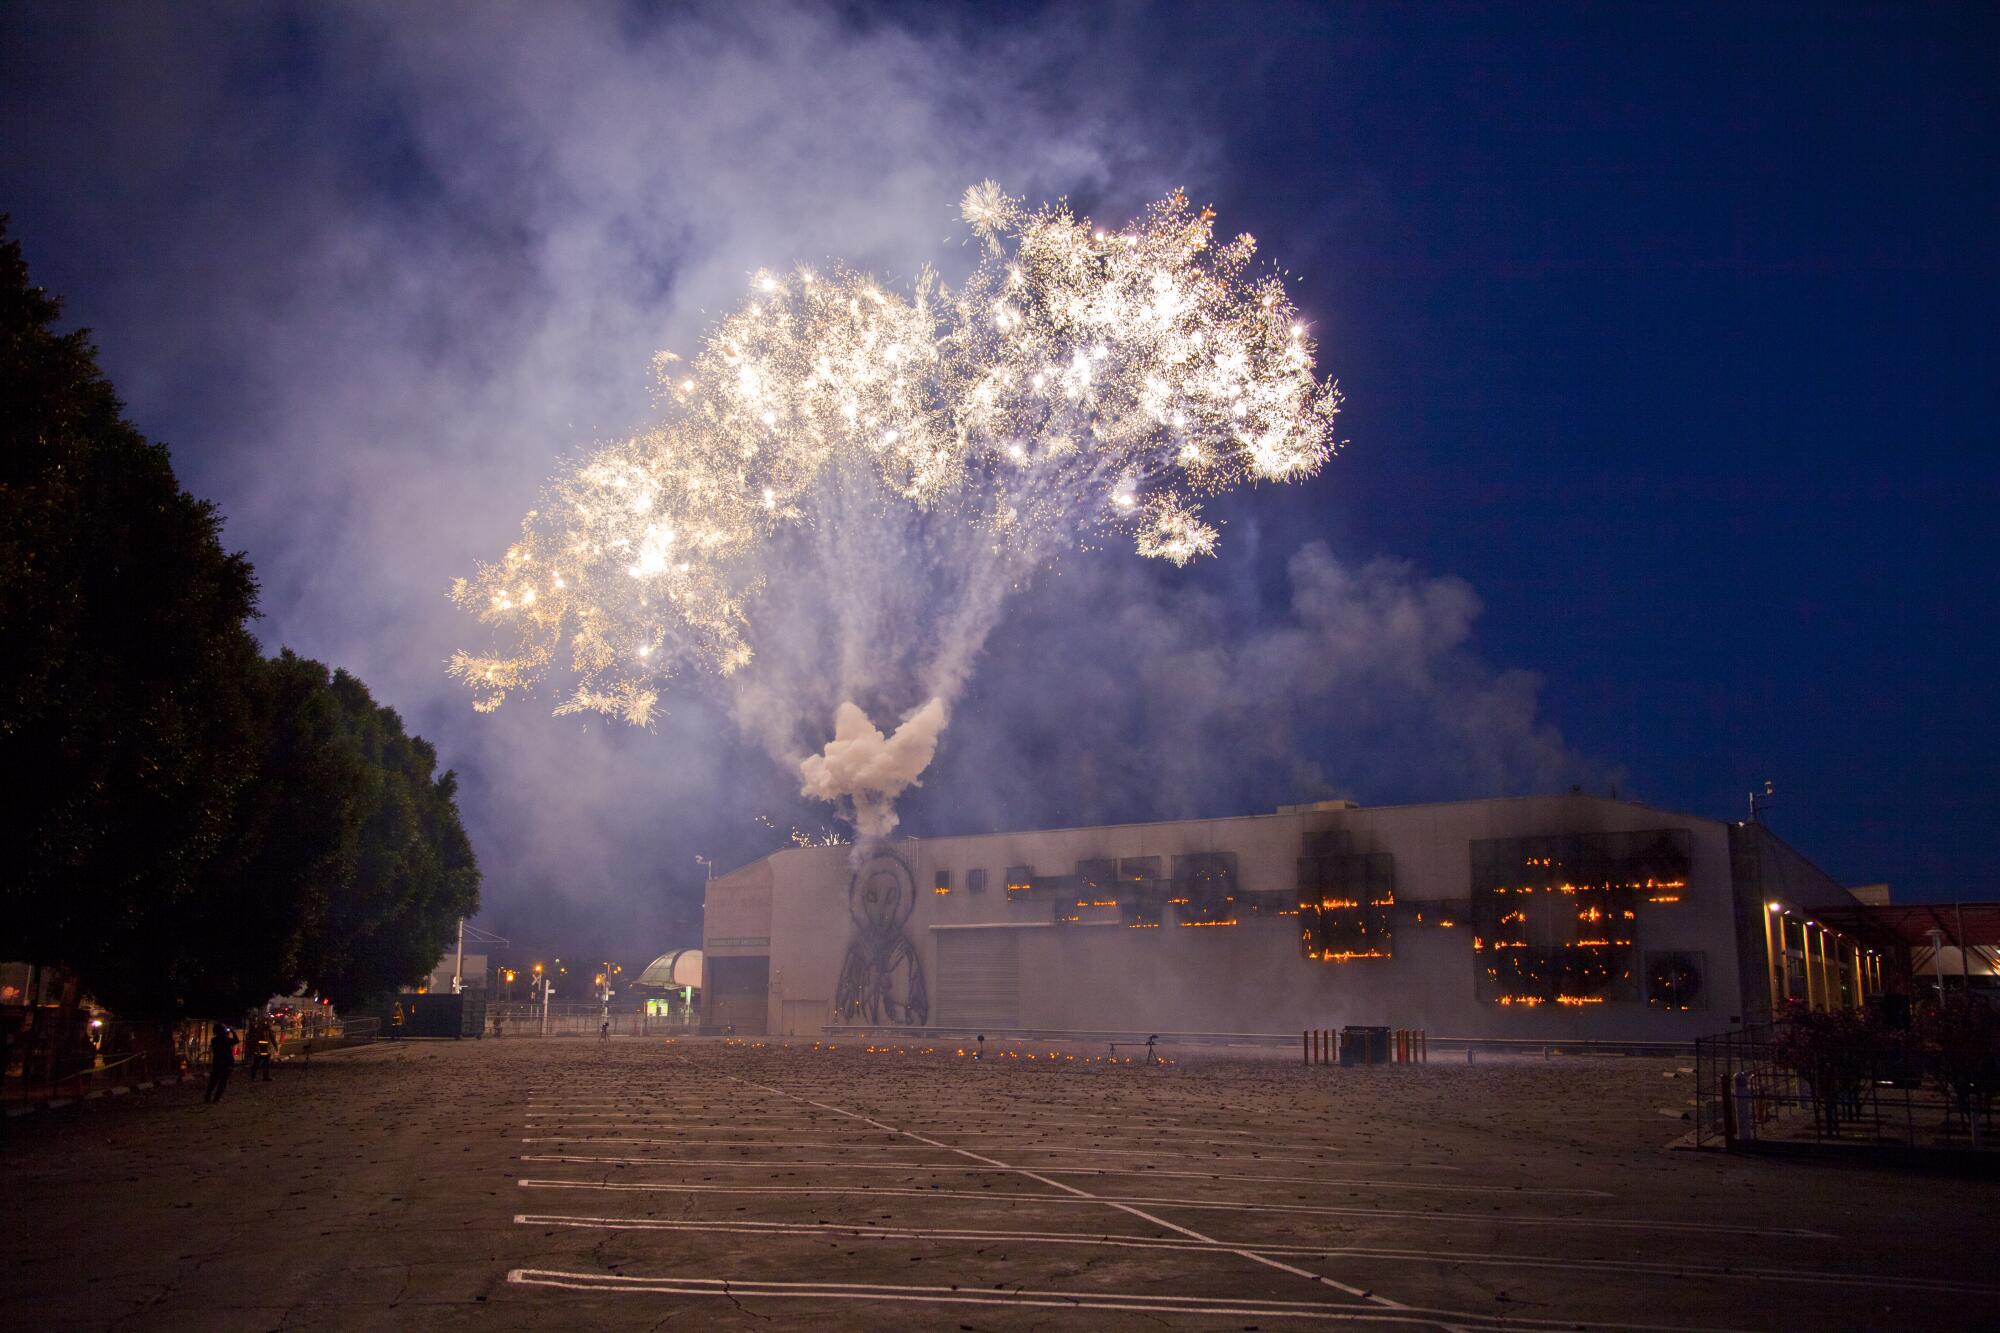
[250,1023,274,1081]
[204,1024,236,1103]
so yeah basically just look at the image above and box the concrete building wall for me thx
[704,795,1851,1040]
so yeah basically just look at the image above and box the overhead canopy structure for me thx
[1812,902,2000,980]
[635,948,702,991]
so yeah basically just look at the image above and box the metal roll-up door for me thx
[937,930,1020,1028]
[705,955,770,1034]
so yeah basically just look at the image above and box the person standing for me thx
[250,1022,275,1082]
[204,1023,236,1103]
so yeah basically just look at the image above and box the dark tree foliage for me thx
[152,651,373,1015]
[0,220,262,1003]
[301,671,482,1009]
[1,224,480,1017]
[1915,993,1999,1127]
[1769,999,1881,1136]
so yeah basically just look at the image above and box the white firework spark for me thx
[452,184,1340,829]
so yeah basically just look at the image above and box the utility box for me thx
[407,992,486,1039]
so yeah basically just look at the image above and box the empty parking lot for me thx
[4,1036,1995,1329]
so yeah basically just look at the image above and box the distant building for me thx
[701,794,1902,1040]
[416,952,487,994]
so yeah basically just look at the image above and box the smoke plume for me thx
[0,4,1603,957]
[797,698,948,838]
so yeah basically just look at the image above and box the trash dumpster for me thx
[1339,1025,1391,1066]
[406,992,487,1039]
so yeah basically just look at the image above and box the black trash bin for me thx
[1339,1025,1391,1066]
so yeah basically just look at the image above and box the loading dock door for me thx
[705,955,770,1034]
[937,929,1020,1028]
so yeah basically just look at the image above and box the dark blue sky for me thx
[3,2,1993,950]
[962,1,1999,899]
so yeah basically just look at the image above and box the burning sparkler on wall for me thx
[452,184,1341,836]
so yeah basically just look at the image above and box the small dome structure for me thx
[635,948,702,991]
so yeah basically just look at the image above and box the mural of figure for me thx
[834,846,930,1025]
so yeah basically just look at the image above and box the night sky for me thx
[3,3,1993,959]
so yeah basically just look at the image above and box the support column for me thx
[1762,904,1781,1016]
[1801,922,1816,1010]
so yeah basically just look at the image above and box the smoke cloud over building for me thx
[0,4,1595,955]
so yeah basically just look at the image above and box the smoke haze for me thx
[1,3,1594,965]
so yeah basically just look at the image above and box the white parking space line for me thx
[515,1154,1605,1195]
[515,1178,1831,1238]
[513,1215,1994,1298]
[521,1122,1408,1154]
[503,1269,1745,1332]
[516,1136,1462,1168]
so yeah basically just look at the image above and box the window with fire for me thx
[1169,852,1240,927]
[1298,830,1395,962]
[1468,829,1692,1007]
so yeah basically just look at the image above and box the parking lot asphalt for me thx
[4,1035,1996,1329]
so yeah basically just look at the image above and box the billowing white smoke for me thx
[454,187,1341,841]
[796,698,948,837]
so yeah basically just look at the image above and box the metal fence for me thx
[277,1015,379,1055]
[1,1017,199,1104]
[481,1002,700,1038]
[825,1023,1693,1062]
[1,1009,389,1106]
[1694,1020,1998,1151]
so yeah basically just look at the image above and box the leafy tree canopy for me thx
[302,669,482,1009]
[0,219,261,994]
[1,222,479,1018]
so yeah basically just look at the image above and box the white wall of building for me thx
[704,795,1840,1040]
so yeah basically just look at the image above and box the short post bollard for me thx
[1731,1070,1757,1143]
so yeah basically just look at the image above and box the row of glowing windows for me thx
[1486,879,1685,894]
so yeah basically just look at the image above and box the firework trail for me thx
[452,184,1341,835]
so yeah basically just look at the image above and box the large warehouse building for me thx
[700,794,1888,1041]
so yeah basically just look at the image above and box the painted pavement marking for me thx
[513,1177,1834,1239]
[516,1135,1462,1168]
[503,1269,1747,1332]
[515,1153,1604,1195]
[512,1215,1996,1298]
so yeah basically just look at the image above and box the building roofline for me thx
[712,792,1725,880]
[916,791,1721,844]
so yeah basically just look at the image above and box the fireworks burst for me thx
[453,185,1340,831]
